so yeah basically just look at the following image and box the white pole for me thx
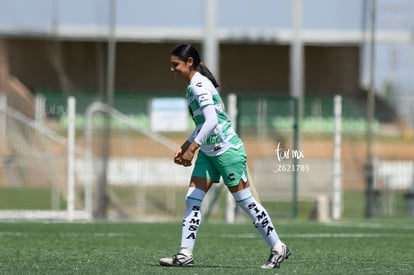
[67,96,76,221]
[366,0,377,219]
[290,0,304,125]
[0,95,6,137]
[35,95,45,127]
[225,190,235,224]
[84,103,95,218]
[225,94,238,223]
[228,94,237,128]
[203,0,219,78]
[332,95,342,220]
[290,0,304,219]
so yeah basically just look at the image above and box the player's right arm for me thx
[174,140,191,166]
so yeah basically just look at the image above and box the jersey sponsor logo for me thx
[198,92,208,97]
[205,134,222,145]
[198,93,210,104]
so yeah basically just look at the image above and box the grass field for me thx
[1,219,413,274]
[1,185,410,220]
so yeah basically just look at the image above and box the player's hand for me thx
[173,141,194,167]
[173,147,183,164]
[174,154,192,167]
[181,141,199,166]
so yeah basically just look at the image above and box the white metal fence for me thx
[0,94,89,220]
[1,93,413,221]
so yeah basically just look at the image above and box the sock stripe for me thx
[236,195,253,203]
[187,196,203,202]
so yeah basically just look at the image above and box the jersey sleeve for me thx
[192,81,214,108]
[194,104,217,145]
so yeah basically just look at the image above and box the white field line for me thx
[326,221,414,230]
[217,232,409,239]
[0,232,25,237]
[283,233,408,238]
[0,232,133,238]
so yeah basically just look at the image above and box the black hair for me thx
[171,44,219,88]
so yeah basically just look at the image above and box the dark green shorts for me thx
[191,146,248,187]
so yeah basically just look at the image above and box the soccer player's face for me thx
[170,55,193,81]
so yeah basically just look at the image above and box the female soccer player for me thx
[159,44,290,269]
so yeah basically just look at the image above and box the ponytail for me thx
[197,63,219,88]
[171,43,220,88]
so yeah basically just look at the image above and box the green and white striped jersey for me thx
[186,72,243,156]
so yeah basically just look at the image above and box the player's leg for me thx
[160,152,219,267]
[217,146,290,269]
[178,176,213,256]
[229,179,290,269]
[159,176,213,267]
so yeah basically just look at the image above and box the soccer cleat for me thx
[159,253,194,267]
[260,244,291,269]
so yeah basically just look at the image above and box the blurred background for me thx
[0,0,413,222]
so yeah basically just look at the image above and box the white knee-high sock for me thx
[180,187,205,253]
[232,187,280,247]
